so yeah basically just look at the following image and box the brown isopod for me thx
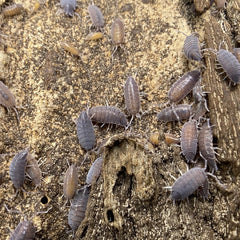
[183,33,202,61]
[164,133,180,145]
[124,76,141,125]
[3,4,24,17]
[68,186,90,234]
[0,81,20,123]
[60,42,80,57]
[87,4,104,30]
[111,18,125,56]
[164,167,209,202]
[26,153,42,187]
[157,104,192,122]
[86,157,103,185]
[76,111,96,151]
[168,70,201,104]
[9,148,29,190]
[198,119,218,173]
[88,106,128,128]
[217,49,240,85]
[86,32,103,41]
[180,119,198,163]
[63,164,78,201]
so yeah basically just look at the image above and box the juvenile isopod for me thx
[88,106,128,128]
[2,4,24,17]
[168,70,201,104]
[68,186,90,234]
[76,111,96,151]
[164,133,180,145]
[111,18,125,55]
[183,33,202,61]
[0,81,19,122]
[192,101,208,121]
[10,220,35,240]
[180,119,198,163]
[157,104,192,122]
[124,76,141,124]
[217,49,240,85]
[60,0,77,17]
[60,42,80,57]
[198,119,218,173]
[87,4,104,30]
[86,32,103,41]
[166,167,209,202]
[86,157,103,185]
[63,164,78,201]
[9,148,29,190]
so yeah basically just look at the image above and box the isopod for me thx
[86,32,103,41]
[157,104,192,122]
[168,70,201,103]
[87,4,104,30]
[215,0,226,10]
[233,48,240,62]
[68,186,90,233]
[63,164,78,201]
[88,106,128,128]
[180,119,198,163]
[26,153,42,187]
[10,220,35,240]
[164,133,180,145]
[9,148,29,190]
[217,49,240,85]
[0,81,19,122]
[60,0,77,17]
[169,167,209,201]
[183,33,202,61]
[124,76,141,124]
[2,4,24,17]
[111,18,124,54]
[60,42,80,56]
[192,101,208,121]
[86,157,103,185]
[76,111,96,151]
[198,119,218,173]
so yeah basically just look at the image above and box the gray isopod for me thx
[9,148,29,190]
[88,106,128,128]
[183,33,202,61]
[60,0,77,17]
[68,186,90,233]
[180,119,198,163]
[157,104,192,122]
[111,18,124,54]
[0,81,19,122]
[86,157,103,185]
[198,119,218,173]
[76,111,96,151]
[168,70,201,103]
[171,167,209,201]
[87,4,104,30]
[124,76,141,123]
[217,49,240,85]
[10,220,35,240]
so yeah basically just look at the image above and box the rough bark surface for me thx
[0,0,240,239]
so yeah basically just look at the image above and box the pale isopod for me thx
[86,157,103,185]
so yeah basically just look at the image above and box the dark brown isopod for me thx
[170,167,208,201]
[183,33,202,61]
[68,186,90,233]
[86,157,103,185]
[198,119,218,173]
[3,4,24,17]
[10,220,35,240]
[63,164,78,201]
[87,4,104,30]
[60,0,77,17]
[217,49,240,85]
[9,148,29,190]
[26,153,42,187]
[124,76,141,123]
[0,81,19,122]
[180,119,198,163]
[88,106,128,128]
[111,18,124,54]
[168,70,200,104]
[76,111,96,151]
[157,104,192,122]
